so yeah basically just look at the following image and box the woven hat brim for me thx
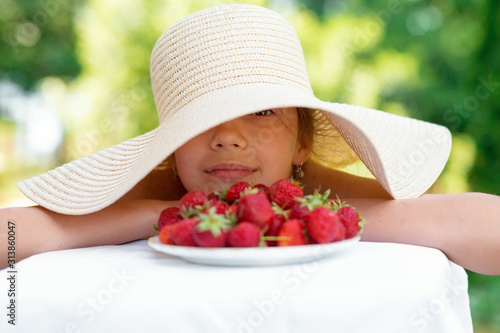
[17,83,451,215]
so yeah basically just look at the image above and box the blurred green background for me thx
[1,0,499,330]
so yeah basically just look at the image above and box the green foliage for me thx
[296,0,500,195]
[468,270,500,331]
[0,0,81,90]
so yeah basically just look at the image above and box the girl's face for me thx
[174,107,310,193]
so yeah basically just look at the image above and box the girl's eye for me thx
[254,110,274,116]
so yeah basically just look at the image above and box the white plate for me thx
[148,235,360,266]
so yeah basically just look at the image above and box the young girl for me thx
[1,4,499,275]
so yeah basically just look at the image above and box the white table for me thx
[1,240,472,333]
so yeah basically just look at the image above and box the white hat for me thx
[17,4,451,215]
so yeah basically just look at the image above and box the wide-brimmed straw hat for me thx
[18,4,451,215]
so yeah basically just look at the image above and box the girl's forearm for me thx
[3,193,498,275]
[350,193,500,275]
[0,200,174,270]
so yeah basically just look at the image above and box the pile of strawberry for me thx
[155,179,366,248]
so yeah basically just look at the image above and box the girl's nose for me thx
[209,119,247,151]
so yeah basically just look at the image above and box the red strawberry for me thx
[290,188,332,220]
[237,193,274,229]
[265,213,286,246]
[157,207,182,230]
[338,206,361,238]
[277,219,307,246]
[253,184,270,200]
[289,201,310,220]
[192,207,232,247]
[204,200,228,215]
[193,229,229,248]
[207,192,220,202]
[169,218,198,246]
[225,204,238,224]
[306,206,343,244]
[159,224,175,244]
[269,179,303,209]
[226,182,251,204]
[332,222,346,242]
[179,190,208,212]
[228,222,262,247]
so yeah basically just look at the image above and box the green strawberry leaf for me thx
[214,188,228,202]
[330,195,351,210]
[196,207,232,236]
[271,202,288,218]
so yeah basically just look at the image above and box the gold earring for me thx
[294,163,304,180]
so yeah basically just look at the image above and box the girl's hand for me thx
[351,192,500,275]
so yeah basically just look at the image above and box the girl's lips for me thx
[207,169,255,181]
[205,164,257,181]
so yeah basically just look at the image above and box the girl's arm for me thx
[349,192,500,275]
[0,199,174,270]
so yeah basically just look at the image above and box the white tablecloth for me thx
[1,241,472,333]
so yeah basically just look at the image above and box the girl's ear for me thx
[292,142,311,166]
